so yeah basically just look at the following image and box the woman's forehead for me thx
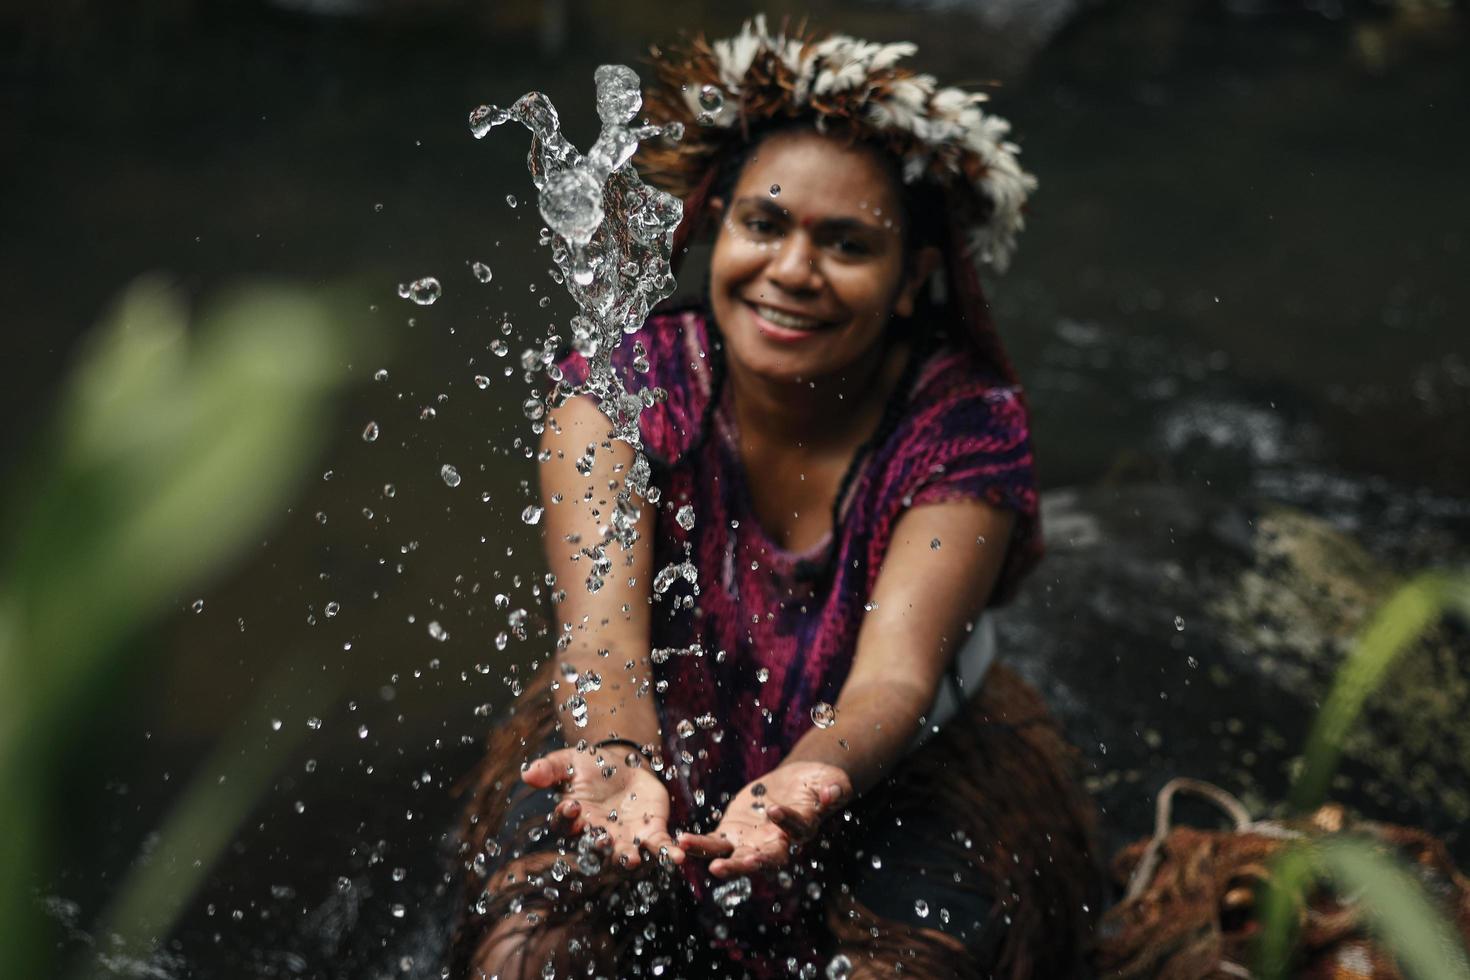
[734,131,902,216]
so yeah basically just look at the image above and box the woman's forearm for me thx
[779,677,936,796]
[538,395,662,754]
[551,635,663,750]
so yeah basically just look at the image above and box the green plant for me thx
[0,277,350,975]
[1258,572,1470,980]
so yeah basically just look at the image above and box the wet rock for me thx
[997,483,1469,861]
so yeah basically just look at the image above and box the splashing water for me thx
[473,64,685,594]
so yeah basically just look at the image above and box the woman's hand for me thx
[678,762,851,879]
[521,746,685,872]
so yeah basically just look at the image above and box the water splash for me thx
[474,64,685,593]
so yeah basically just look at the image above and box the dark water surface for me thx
[4,2,1468,976]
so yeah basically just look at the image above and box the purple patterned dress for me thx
[556,306,1041,864]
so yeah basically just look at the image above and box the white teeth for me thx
[754,304,826,330]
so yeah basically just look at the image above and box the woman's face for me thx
[708,130,927,386]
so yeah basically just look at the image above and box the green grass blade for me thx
[1291,572,1469,812]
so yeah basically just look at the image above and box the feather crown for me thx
[639,15,1036,272]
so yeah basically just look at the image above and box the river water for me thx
[4,2,1467,976]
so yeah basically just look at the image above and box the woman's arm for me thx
[781,499,1016,792]
[537,393,661,750]
[680,499,1015,875]
[518,393,684,871]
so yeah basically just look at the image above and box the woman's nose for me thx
[765,233,822,293]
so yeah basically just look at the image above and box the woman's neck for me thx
[724,336,908,452]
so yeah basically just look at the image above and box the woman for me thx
[454,18,1101,979]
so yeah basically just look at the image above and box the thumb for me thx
[521,748,575,788]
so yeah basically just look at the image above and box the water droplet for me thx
[505,194,517,208]
[270,718,283,731]
[769,184,780,197]
[373,202,384,213]
[567,694,589,727]
[593,64,642,126]
[696,83,724,123]
[810,702,837,729]
[521,505,544,525]
[914,899,929,918]
[473,374,490,389]
[675,718,695,739]
[357,725,369,740]
[490,339,509,357]
[869,853,883,869]
[675,505,695,531]
[383,483,396,498]
[191,599,205,613]
[401,277,441,306]
[470,261,492,283]
[523,397,546,421]
[373,368,389,381]
[390,903,405,919]
[756,667,770,683]
[428,620,448,642]
[325,601,340,618]
[930,537,942,550]
[712,876,751,909]
[825,955,853,980]
[468,103,509,138]
[307,717,322,730]
[863,600,878,612]
[441,464,462,488]
[1174,615,1186,631]
[361,421,380,442]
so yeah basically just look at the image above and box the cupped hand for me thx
[677,761,851,879]
[521,745,685,872]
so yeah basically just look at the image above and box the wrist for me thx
[594,737,656,764]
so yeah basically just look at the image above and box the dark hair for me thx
[692,122,947,584]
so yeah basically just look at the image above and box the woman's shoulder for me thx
[901,340,1029,443]
[554,302,714,464]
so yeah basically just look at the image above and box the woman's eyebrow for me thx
[733,197,888,235]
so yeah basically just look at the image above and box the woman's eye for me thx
[834,238,871,256]
[744,218,777,235]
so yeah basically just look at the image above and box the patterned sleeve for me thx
[905,368,1042,606]
[552,310,705,467]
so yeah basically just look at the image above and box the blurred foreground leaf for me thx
[1260,837,1470,980]
[1258,571,1470,979]
[1291,572,1470,813]
[0,277,350,975]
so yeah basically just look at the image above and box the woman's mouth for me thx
[746,302,837,340]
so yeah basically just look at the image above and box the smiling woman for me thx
[452,18,1101,980]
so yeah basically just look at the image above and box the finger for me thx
[549,798,582,834]
[676,831,735,858]
[520,749,576,789]
[819,782,848,809]
[614,842,643,871]
[764,803,816,841]
[641,829,685,865]
[710,845,776,878]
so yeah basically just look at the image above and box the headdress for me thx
[637,16,1036,384]
[638,14,1036,274]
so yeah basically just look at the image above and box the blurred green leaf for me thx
[0,276,353,975]
[1260,838,1470,980]
[1291,571,1470,813]
[1258,843,1316,980]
